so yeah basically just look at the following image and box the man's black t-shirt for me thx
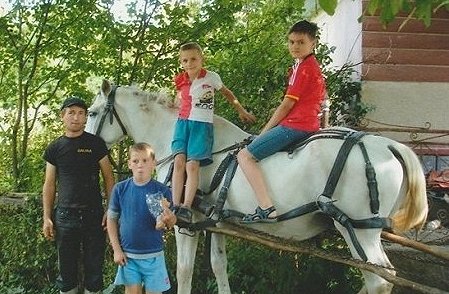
[44,131,109,209]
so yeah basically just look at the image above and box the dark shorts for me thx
[247,125,312,161]
[171,119,213,166]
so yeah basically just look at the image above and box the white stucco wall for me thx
[361,81,449,144]
[311,0,363,77]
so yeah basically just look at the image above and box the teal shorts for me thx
[171,119,213,166]
[114,254,171,292]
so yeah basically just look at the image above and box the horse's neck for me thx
[119,99,176,158]
[213,115,249,149]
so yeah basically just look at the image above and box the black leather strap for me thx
[321,131,366,198]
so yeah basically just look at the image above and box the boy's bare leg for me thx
[125,284,143,294]
[183,160,200,207]
[172,154,186,206]
[237,149,276,216]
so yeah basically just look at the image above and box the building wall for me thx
[361,1,449,147]
[362,6,449,82]
[315,0,449,148]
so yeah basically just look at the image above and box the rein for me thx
[157,135,254,167]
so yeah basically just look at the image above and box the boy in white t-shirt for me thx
[171,42,256,223]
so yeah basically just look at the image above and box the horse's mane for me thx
[121,85,176,109]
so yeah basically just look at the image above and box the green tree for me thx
[0,0,116,191]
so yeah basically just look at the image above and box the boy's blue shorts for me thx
[171,119,213,166]
[247,125,312,161]
[114,254,171,292]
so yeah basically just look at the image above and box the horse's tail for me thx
[388,143,428,232]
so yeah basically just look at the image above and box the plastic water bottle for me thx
[425,219,441,230]
[146,192,164,219]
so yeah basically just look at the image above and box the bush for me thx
[0,196,118,293]
[0,196,58,293]
[0,197,362,293]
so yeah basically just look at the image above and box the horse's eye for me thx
[88,111,97,117]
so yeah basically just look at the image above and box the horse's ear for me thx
[101,79,112,97]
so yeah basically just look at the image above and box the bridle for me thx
[89,85,130,179]
[92,85,127,138]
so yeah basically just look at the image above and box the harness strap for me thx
[212,153,239,216]
[358,141,380,215]
[351,217,392,229]
[95,86,127,138]
[204,153,234,195]
[157,135,254,168]
[317,196,368,261]
[321,131,366,198]
[318,131,369,261]
[163,161,174,186]
[276,202,319,222]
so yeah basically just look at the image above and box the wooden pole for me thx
[204,224,448,294]
[381,231,449,261]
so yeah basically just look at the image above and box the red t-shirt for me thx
[280,55,325,132]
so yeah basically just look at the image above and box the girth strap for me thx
[179,153,239,231]
[276,202,319,222]
[317,130,380,262]
[204,153,235,196]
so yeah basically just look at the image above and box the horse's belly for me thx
[234,212,331,241]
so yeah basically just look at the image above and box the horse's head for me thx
[86,79,177,156]
[85,79,127,148]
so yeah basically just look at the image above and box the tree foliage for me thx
[0,0,115,191]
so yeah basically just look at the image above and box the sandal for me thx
[176,206,193,223]
[240,206,277,224]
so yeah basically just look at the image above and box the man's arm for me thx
[99,155,115,205]
[99,155,115,227]
[42,162,57,241]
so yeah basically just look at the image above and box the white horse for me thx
[86,80,428,294]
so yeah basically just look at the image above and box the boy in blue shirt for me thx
[107,143,176,294]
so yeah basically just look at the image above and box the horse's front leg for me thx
[210,233,231,294]
[175,228,200,294]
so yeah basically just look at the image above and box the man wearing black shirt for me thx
[42,97,115,294]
